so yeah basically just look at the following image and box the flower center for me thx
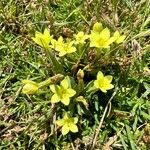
[60,88,68,97]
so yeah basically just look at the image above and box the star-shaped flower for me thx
[89,22,117,49]
[51,36,76,57]
[56,112,78,135]
[113,31,126,44]
[74,31,89,44]
[50,77,76,105]
[32,28,52,49]
[90,27,116,48]
[94,71,114,93]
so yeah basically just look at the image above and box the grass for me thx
[0,0,150,149]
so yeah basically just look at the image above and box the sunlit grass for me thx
[0,0,150,149]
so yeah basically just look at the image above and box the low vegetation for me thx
[0,0,150,149]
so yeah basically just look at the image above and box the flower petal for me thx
[56,119,64,126]
[100,88,107,93]
[93,22,103,33]
[66,89,76,97]
[68,46,76,53]
[61,97,70,106]
[94,80,99,89]
[62,124,69,135]
[113,31,120,38]
[51,94,60,103]
[59,51,67,57]
[116,35,126,44]
[74,117,78,124]
[99,28,110,40]
[43,28,51,42]
[32,37,43,47]
[106,75,113,82]
[97,71,104,80]
[50,39,56,49]
[64,112,69,120]
[35,31,42,37]
[69,123,78,133]
[106,84,114,90]
[58,36,63,44]
[106,37,116,45]
[44,28,49,35]
[61,78,69,89]
[50,85,56,93]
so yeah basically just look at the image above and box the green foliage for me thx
[0,0,150,149]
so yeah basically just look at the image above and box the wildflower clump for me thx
[50,77,76,105]
[25,21,127,138]
[56,112,78,135]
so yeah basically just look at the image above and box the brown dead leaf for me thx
[102,135,117,150]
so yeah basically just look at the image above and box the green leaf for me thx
[126,125,137,150]
[142,82,150,98]
[133,115,138,131]
[132,30,150,39]
[94,100,99,111]
[141,111,150,121]
[119,133,128,150]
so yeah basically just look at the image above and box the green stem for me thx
[77,79,84,94]
[45,48,64,74]
[38,78,52,88]
[95,48,102,60]
[78,43,84,56]
[38,74,64,88]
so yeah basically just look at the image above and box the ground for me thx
[0,0,150,149]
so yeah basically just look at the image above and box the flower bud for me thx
[77,69,84,80]
[22,80,39,94]
[93,22,103,33]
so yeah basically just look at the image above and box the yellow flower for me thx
[32,28,52,49]
[74,31,89,44]
[50,77,76,105]
[51,36,76,57]
[56,112,78,135]
[113,31,126,44]
[92,22,103,33]
[90,27,116,48]
[94,71,114,93]
[22,80,39,94]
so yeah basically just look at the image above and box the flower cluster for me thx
[22,22,126,135]
[31,22,126,56]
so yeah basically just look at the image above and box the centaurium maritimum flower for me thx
[74,31,89,44]
[50,77,76,105]
[94,71,114,93]
[51,36,76,56]
[32,28,52,49]
[113,31,126,44]
[56,112,78,135]
[90,22,118,48]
